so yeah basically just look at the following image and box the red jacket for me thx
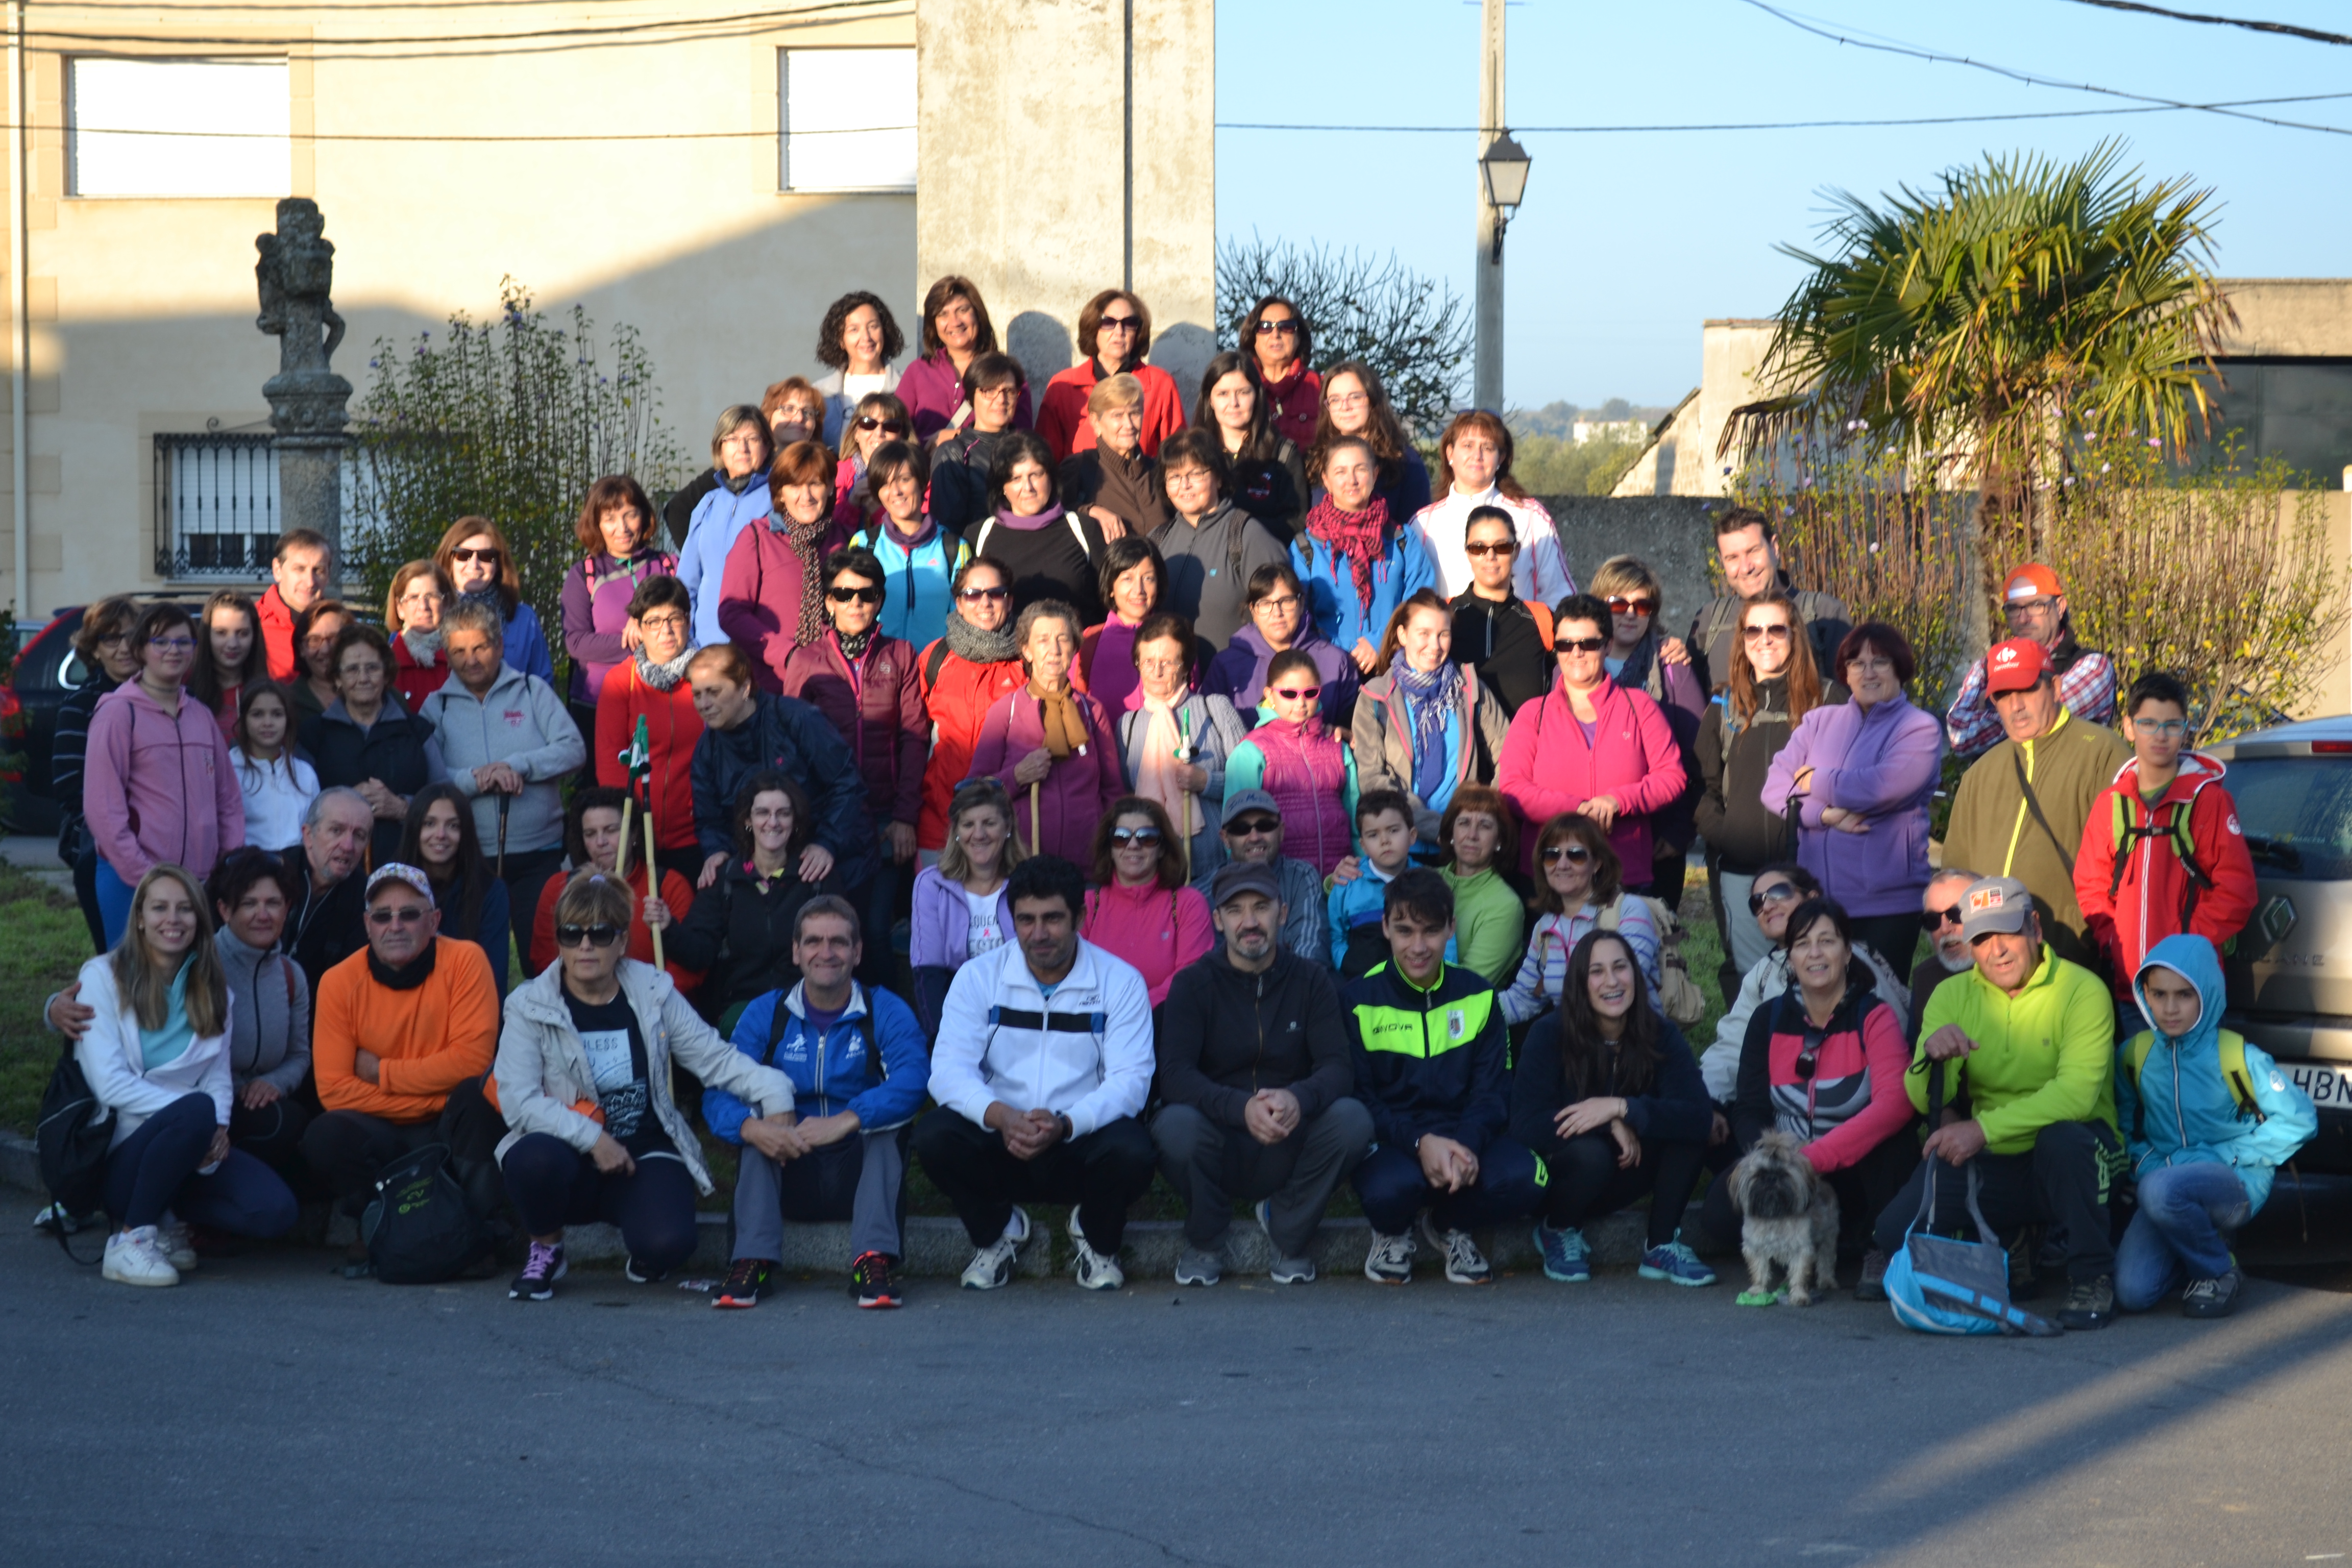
[257,585,301,683]
[2074,751,2258,999]
[391,636,450,712]
[1495,678,1688,880]
[779,631,928,829]
[596,660,704,853]
[916,639,1023,849]
[1037,359,1186,463]
[529,862,702,994]
[1260,361,1323,451]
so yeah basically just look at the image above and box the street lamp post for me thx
[1472,0,1529,414]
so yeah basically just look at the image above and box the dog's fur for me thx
[1727,1131,1841,1305]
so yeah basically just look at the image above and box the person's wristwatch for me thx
[1057,1113,1074,1143]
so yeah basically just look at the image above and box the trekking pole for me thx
[643,787,665,973]
[495,792,510,880]
[615,792,635,882]
[1028,779,1041,859]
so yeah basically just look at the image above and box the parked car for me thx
[2208,714,2352,1174]
[1,598,200,840]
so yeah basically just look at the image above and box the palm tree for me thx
[1723,140,2233,575]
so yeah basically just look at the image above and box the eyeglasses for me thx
[1540,844,1594,867]
[449,547,501,566]
[638,614,688,634]
[147,636,195,653]
[1254,319,1301,336]
[975,384,1021,402]
[1743,623,1793,643]
[1923,905,1965,931]
[1554,636,1607,654]
[95,631,130,648]
[1109,827,1164,847]
[2005,597,2060,617]
[1098,314,1141,332]
[957,585,1008,603]
[1326,391,1368,409]
[827,584,884,605]
[1224,816,1280,837]
[366,905,428,927]
[1271,686,1322,702]
[1462,540,1519,558]
[855,417,911,436]
[2132,718,2190,738]
[1747,883,1800,914]
[1606,596,1656,617]
[555,923,624,948]
[1254,593,1302,612]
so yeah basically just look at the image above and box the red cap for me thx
[1985,637,2051,695]
[2002,563,2065,604]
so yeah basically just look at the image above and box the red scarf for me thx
[1302,494,1391,615]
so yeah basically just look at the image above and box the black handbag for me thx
[362,1142,492,1284]
[34,1040,111,1262]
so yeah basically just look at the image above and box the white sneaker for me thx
[1364,1229,1417,1284]
[960,1205,1032,1291]
[1418,1213,1493,1285]
[1067,1208,1125,1291]
[103,1226,181,1288]
[156,1214,199,1272]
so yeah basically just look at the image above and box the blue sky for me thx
[1215,0,2352,410]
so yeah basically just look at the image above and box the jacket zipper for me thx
[1250,970,1267,1092]
[2169,1036,2188,1159]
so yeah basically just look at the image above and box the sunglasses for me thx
[1109,827,1164,847]
[1271,686,1322,702]
[1743,623,1793,643]
[449,546,502,566]
[1540,844,1594,867]
[1605,596,1657,617]
[1747,883,1800,914]
[855,416,911,435]
[957,585,1008,603]
[1098,314,1141,331]
[1224,816,1280,837]
[366,905,428,927]
[827,584,884,605]
[555,923,625,949]
[1254,319,1301,336]
[1554,636,1607,654]
[1793,1025,1828,1082]
[1462,540,1519,558]
[1923,905,1965,931]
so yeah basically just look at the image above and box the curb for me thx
[0,1131,38,1196]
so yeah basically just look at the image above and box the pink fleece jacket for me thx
[1082,881,1213,1006]
[1494,677,1686,879]
[83,680,244,883]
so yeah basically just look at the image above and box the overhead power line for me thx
[2066,0,2352,48]
[1742,0,2352,137]
[1218,89,2352,134]
[23,1,902,50]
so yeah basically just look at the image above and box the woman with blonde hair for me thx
[909,775,1026,1039]
[433,516,555,684]
[673,405,775,644]
[1589,553,1705,903]
[385,559,454,710]
[75,864,298,1286]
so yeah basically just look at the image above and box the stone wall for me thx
[1537,494,1724,629]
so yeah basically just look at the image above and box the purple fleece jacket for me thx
[1759,693,1945,917]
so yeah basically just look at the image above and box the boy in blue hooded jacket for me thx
[2114,934,2315,1317]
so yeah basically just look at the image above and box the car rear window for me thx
[2226,755,2352,879]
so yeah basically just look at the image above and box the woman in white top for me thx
[909,776,1024,1040]
[1411,408,1577,605]
[231,681,319,852]
[812,290,905,449]
[75,864,298,1287]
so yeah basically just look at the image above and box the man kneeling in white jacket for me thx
[913,854,1158,1291]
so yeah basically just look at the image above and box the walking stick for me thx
[643,790,665,973]
[495,791,510,880]
[615,793,635,881]
[1028,778,1041,859]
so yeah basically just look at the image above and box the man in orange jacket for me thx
[300,864,505,1223]
[2074,672,2258,1008]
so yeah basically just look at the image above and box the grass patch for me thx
[0,866,97,1136]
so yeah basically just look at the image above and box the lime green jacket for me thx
[1438,865,1526,988]
[1906,945,2117,1155]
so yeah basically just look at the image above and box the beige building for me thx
[0,0,1213,618]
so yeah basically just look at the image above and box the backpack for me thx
[1597,892,1707,1026]
[2118,1030,2267,1139]
[2105,785,2221,938]
[362,1142,492,1285]
[34,1039,111,1261]
[764,990,882,1094]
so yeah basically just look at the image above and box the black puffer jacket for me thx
[664,860,835,1018]
[1156,945,1355,1126]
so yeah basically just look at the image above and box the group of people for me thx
[40,276,2312,1328]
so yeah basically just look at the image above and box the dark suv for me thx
[1,600,194,839]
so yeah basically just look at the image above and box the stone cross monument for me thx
[255,197,352,564]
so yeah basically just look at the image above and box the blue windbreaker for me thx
[702,981,928,1143]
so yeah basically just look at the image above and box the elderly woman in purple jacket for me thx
[1760,621,1944,983]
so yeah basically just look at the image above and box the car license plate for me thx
[2280,1061,2352,1111]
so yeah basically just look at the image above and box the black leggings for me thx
[1538,1129,1707,1247]
[499,1133,702,1277]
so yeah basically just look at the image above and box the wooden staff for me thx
[643,795,665,972]
[1027,779,1041,859]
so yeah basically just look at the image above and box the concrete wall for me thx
[915,0,1215,421]
[2214,279,2352,358]
[1539,494,1722,632]
[11,2,932,617]
[1611,320,1783,499]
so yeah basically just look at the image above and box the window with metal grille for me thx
[154,433,279,579]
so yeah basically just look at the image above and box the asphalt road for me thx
[5,1219,2352,1568]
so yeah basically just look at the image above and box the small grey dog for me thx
[1727,1131,1841,1306]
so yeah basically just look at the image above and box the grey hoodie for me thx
[421,662,586,855]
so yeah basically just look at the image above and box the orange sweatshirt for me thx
[313,937,501,1122]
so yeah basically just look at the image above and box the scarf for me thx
[1302,494,1391,615]
[399,625,446,665]
[1388,651,1461,804]
[875,512,939,553]
[943,606,1019,665]
[368,938,439,992]
[993,502,1066,533]
[720,466,761,496]
[1613,629,1663,702]
[633,645,696,692]
[771,509,832,647]
[1032,683,1089,760]
[1132,687,1191,830]
[837,627,875,662]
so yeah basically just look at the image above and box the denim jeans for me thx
[2115,1161,2251,1311]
